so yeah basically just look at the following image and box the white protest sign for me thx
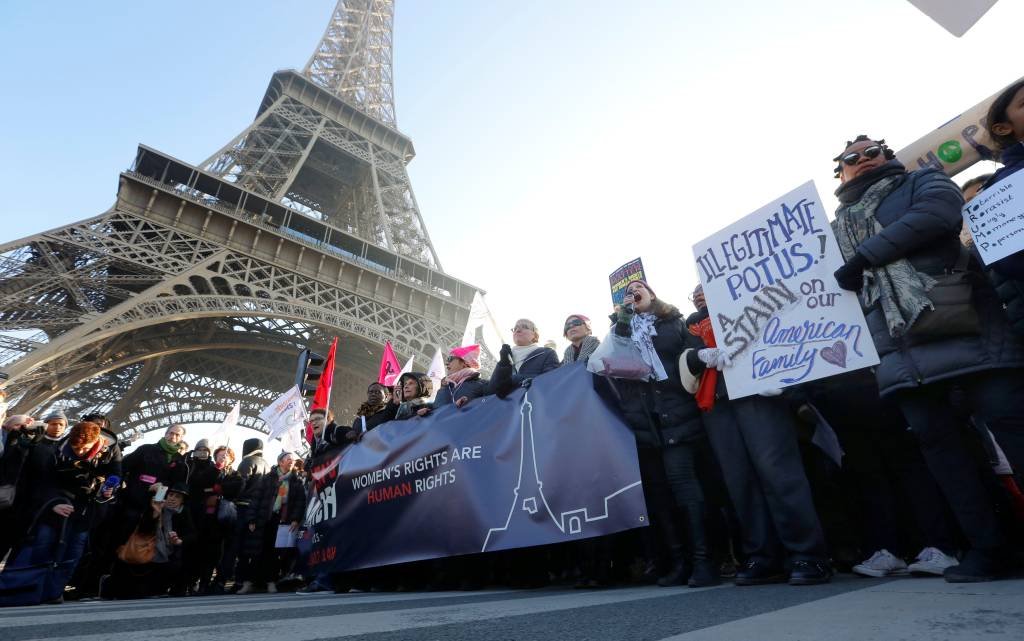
[962,173,1024,264]
[692,181,879,399]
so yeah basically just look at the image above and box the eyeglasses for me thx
[563,318,586,331]
[840,145,883,166]
[167,431,184,438]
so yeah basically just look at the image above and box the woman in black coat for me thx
[490,319,560,397]
[237,452,307,593]
[831,135,1024,582]
[608,279,717,587]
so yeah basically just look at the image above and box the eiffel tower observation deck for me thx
[0,0,481,437]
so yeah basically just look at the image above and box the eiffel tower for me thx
[0,0,480,437]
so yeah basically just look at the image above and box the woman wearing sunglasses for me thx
[490,319,560,397]
[832,135,1024,583]
[608,279,718,587]
[561,314,600,366]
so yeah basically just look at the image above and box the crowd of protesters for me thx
[4,81,1024,604]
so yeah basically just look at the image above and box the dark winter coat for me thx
[489,346,560,395]
[612,307,706,447]
[241,467,307,557]
[839,165,1024,397]
[351,402,399,434]
[120,443,188,514]
[433,372,490,408]
[236,451,271,499]
[979,143,1024,335]
[32,441,119,531]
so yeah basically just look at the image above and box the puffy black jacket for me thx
[839,165,1024,396]
[613,306,706,447]
[489,346,560,395]
[241,467,307,556]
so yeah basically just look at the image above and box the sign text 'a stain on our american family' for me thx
[692,181,879,398]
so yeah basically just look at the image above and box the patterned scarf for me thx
[562,336,600,365]
[273,472,291,515]
[834,174,936,337]
[630,313,668,381]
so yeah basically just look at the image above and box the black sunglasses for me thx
[841,145,883,166]
[563,318,586,330]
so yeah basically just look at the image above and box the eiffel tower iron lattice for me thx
[0,0,481,437]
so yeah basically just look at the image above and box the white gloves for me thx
[758,388,784,397]
[697,348,732,371]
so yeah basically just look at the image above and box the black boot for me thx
[683,503,720,588]
[657,545,691,587]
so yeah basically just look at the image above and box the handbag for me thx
[116,527,157,565]
[0,483,15,510]
[586,334,653,381]
[908,248,981,339]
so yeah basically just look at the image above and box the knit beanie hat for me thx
[43,410,68,423]
[194,438,211,452]
[450,344,481,369]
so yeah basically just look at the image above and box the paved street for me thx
[1,576,1022,641]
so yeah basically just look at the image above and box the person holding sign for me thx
[977,81,1024,342]
[682,291,831,586]
[609,280,718,588]
[832,135,1024,582]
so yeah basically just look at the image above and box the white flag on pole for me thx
[260,385,308,442]
[427,346,446,381]
[210,401,240,448]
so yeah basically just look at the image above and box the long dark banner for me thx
[302,365,648,573]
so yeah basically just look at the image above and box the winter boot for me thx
[683,503,720,588]
[657,545,692,586]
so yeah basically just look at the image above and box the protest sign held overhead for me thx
[609,258,646,306]
[692,181,879,399]
[962,173,1024,264]
[260,385,308,442]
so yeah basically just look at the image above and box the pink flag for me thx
[378,340,401,386]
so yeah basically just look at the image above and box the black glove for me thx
[834,253,869,291]
[614,305,635,337]
[499,343,513,366]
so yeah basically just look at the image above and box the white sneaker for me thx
[908,547,959,576]
[236,581,255,595]
[266,582,277,594]
[852,549,909,578]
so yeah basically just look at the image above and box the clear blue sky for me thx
[1,0,1019,354]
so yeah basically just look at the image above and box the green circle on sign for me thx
[937,140,963,164]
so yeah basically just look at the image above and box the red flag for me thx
[308,337,338,445]
[378,340,401,386]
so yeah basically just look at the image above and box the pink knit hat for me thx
[450,344,481,369]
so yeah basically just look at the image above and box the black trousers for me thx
[894,369,1024,552]
[704,395,827,564]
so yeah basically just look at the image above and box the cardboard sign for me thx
[609,258,645,306]
[963,172,1024,264]
[692,181,879,399]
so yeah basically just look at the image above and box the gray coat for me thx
[841,167,1024,396]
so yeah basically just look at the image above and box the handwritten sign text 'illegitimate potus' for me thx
[692,181,879,398]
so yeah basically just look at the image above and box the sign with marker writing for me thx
[962,173,1024,265]
[692,181,879,399]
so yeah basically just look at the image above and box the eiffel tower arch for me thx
[0,0,481,438]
